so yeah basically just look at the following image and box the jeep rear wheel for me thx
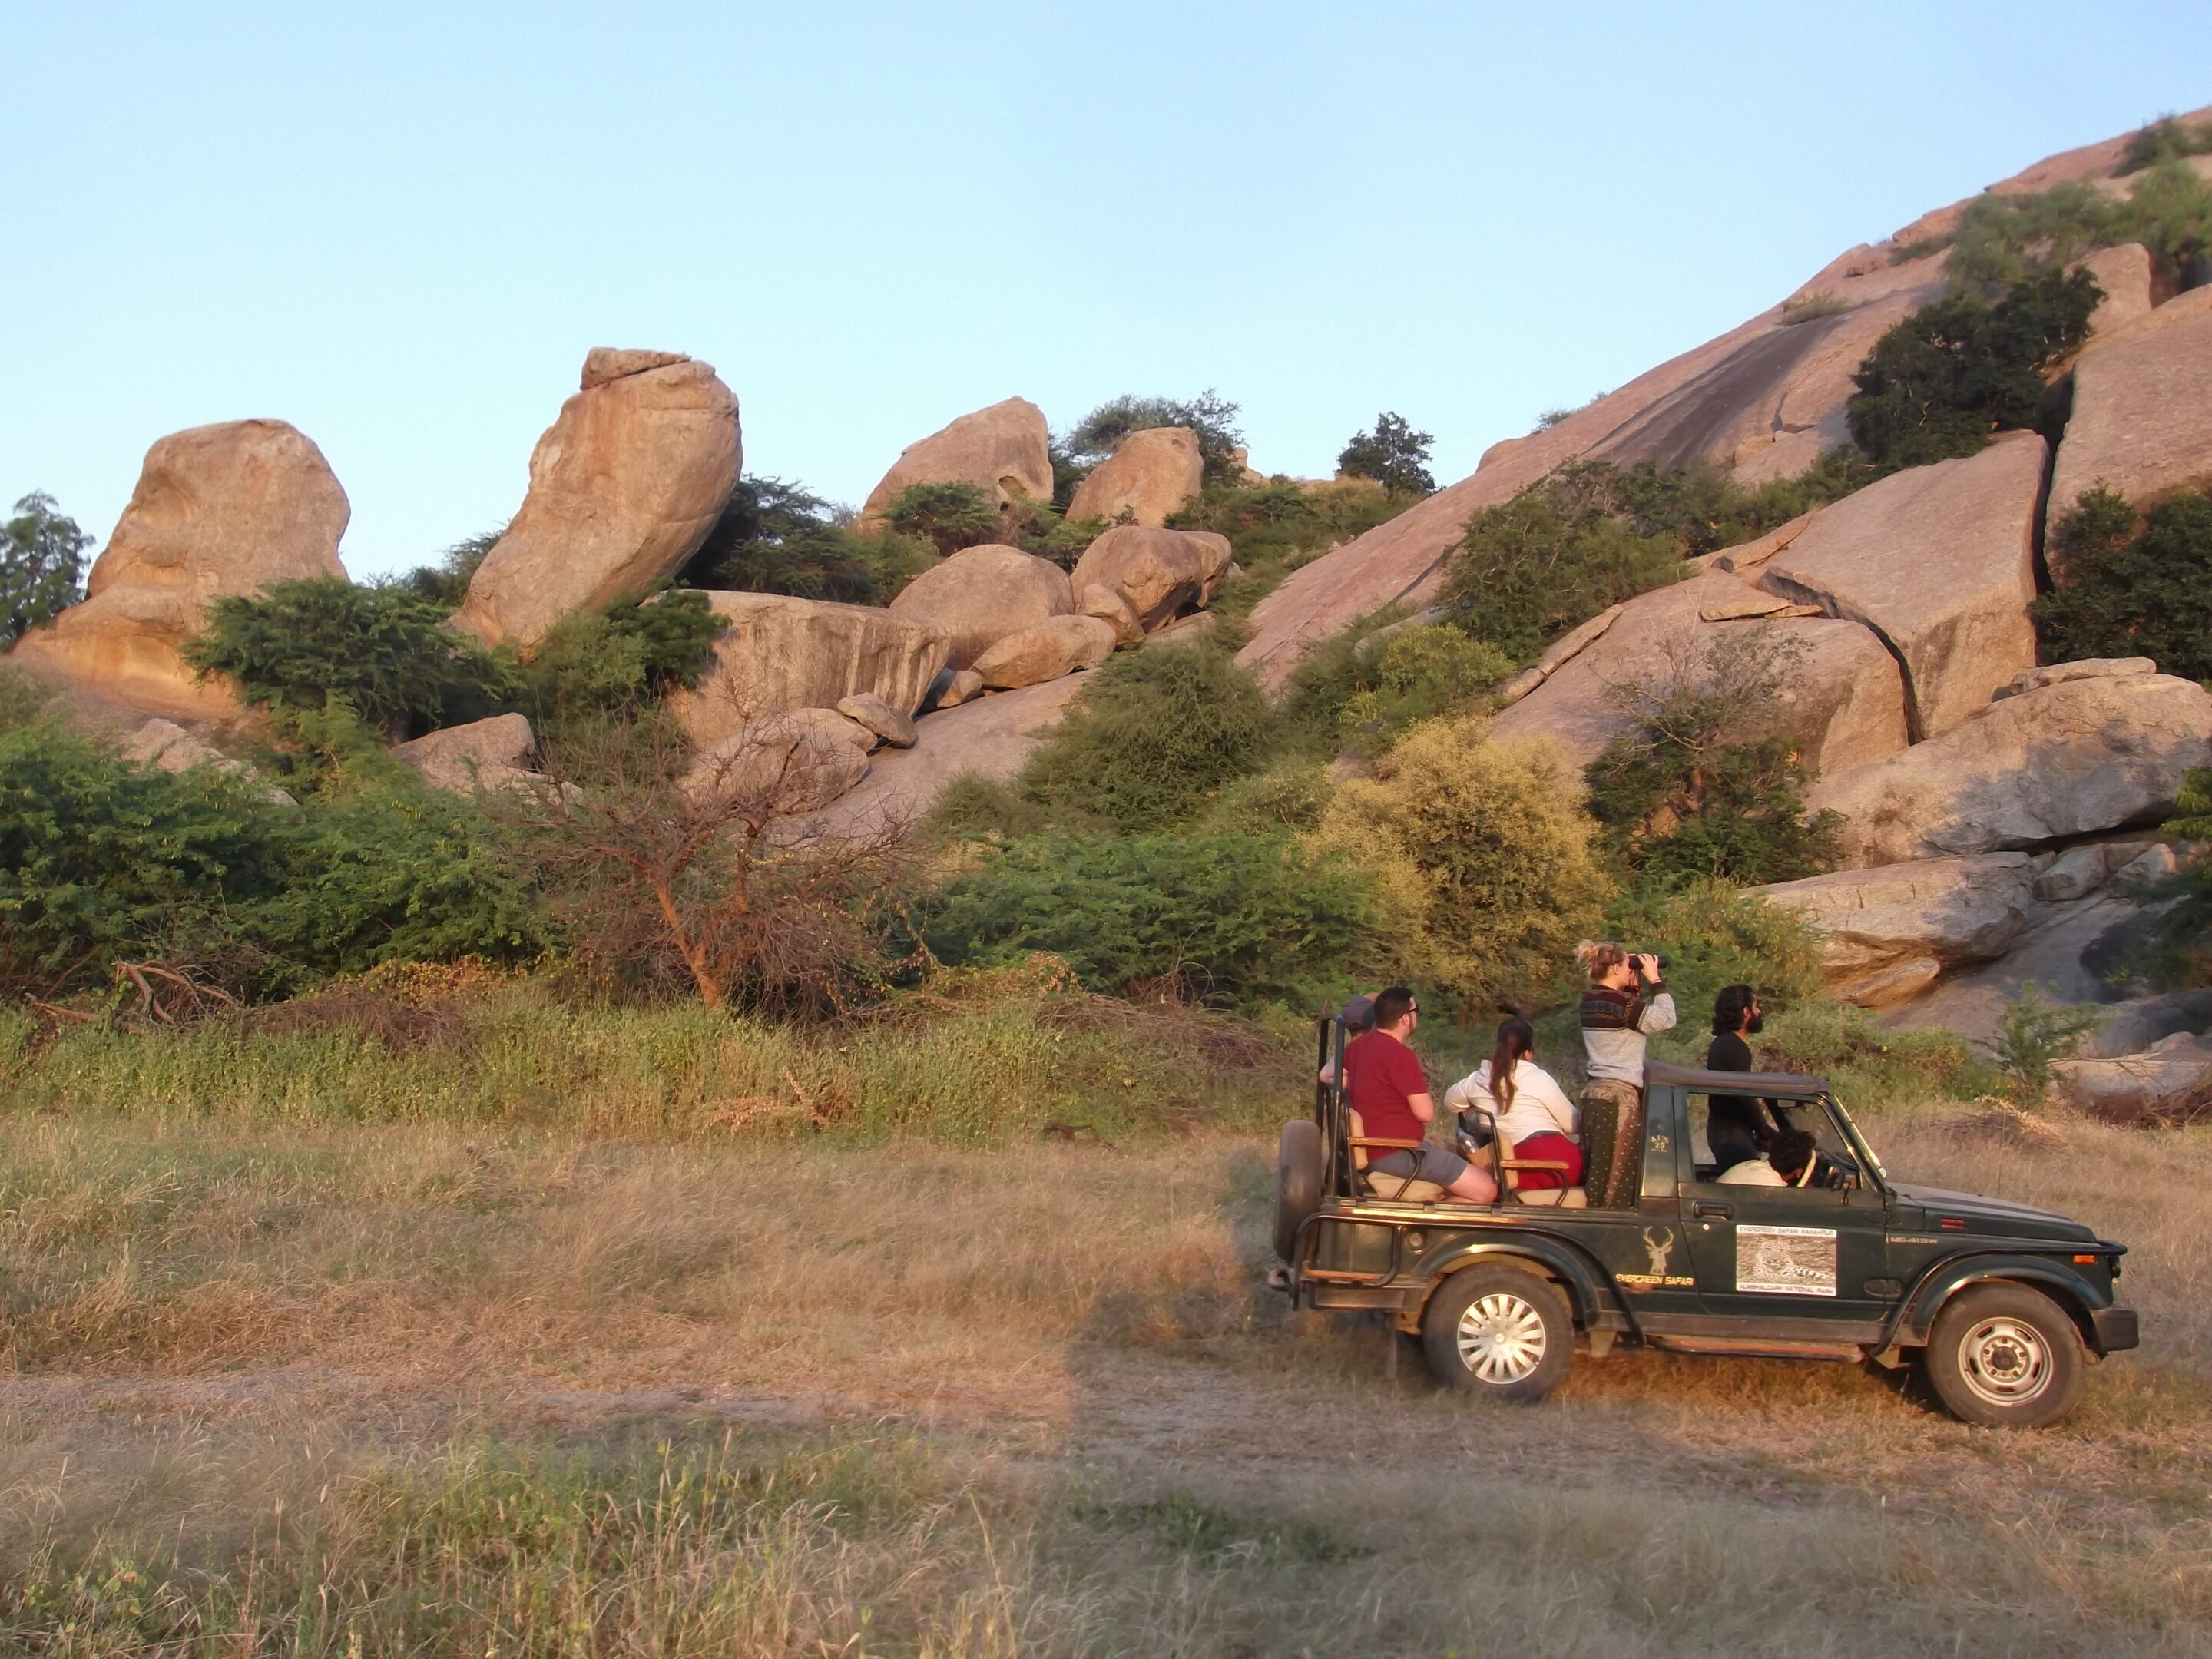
[1422,1263,1572,1402]
[1273,1120,1323,1263]
[1922,1283,2085,1429]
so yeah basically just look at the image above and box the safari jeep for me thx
[1272,1025,2139,1428]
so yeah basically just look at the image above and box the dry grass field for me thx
[0,1084,2209,1656]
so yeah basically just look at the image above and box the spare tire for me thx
[1274,1119,1324,1262]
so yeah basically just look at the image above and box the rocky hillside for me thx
[11,108,2212,1078]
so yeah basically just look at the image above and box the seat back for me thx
[1349,1108,1449,1201]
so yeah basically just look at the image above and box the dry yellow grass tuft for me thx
[0,1100,2208,1651]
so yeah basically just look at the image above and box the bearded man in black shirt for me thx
[1705,984,1785,1171]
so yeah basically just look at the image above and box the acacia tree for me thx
[503,714,911,1015]
[1337,412,1436,496]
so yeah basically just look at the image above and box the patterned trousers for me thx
[1579,1079,1644,1210]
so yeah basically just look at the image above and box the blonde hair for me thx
[1575,939,1628,984]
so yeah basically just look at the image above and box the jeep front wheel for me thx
[1422,1263,1572,1402]
[1922,1283,2085,1429]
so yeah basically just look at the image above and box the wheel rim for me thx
[1955,1315,2053,1408]
[1455,1292,1548,1384]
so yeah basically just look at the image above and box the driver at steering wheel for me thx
[1716,1128,1820,1187]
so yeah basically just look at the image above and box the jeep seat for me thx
[1349,1109,1449,1203]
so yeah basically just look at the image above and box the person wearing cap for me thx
[1318,990,1379,1085]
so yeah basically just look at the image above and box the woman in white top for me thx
[1443,1018,1584,1192]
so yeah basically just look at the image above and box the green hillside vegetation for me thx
[2035,485,2212,681]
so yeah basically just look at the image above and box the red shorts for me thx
[1512,1131,1585,1191]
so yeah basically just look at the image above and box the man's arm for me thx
[1408,1090,1437,1124]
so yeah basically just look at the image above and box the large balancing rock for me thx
[859,397,1052,525]
[455,349,740,649]
[9,419,349,717]
[664,592,952,750]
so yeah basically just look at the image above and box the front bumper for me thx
[2092,1306,2140,1354]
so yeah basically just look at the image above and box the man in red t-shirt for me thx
[1344,986,1498,1203]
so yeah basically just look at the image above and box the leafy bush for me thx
[1,492,91,645]
[683,476,932,604]
[1327,625,1514,753]
[519,589,724,740]
[1940,161,2212,293]
[0,718,291,995]
[2035,486,2212,680]
[1584,631,1842,886]
[1778,291,1855,325]
[1336,412,1436,496]
[1845,269,2099,471]
[881,480,1003,558]
[182,577,520,740]
[1750,1002,1993,1104]
[1066,391,1246,483]
[1198,760,1336,835]
[1308,715,1610,1014]
[1018,646,1275,832]
[402,528,502,610]
[1436,457,1869,667]
[2119,115,2212,175]
[921,833,1371,1011]
[1983,983,2100,1100]
[1170,478,1409,624]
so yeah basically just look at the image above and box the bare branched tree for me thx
[498,712,913,1015]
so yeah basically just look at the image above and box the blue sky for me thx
[6,2,2208,578]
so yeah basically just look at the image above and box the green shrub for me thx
[1,492,91,645]
[882,481,1004,557]
[1440,475,1680,663]
[181,577,519,740]
[2119,115,2212,174]
[1336,412,1436,496]
[1438,458,1867,665]
[1983,983,2100,1101]
[920,833,1371,1011]
[1308,715,1610,1014]
[1018,646,1275,831]
[2035,486,2212,680]
[682,476,932,604]
[1584,631,1843,886]
[1845,269,2099,471]
[1778,291,1855,325]
[0,718,291,995]
[1198,760,1336,835]
[1941,162,2212,293]
[1066,391,1246,483]
[248,717,546,978]
[1171,478,1410,625]
[519,589,724,740]
[1749,1002,1994,1105]
[1330,625,1514,753]
[402,528,502,610]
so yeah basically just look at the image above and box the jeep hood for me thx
[1888,1184,2096,1242]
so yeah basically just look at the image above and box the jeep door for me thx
[1677,1093,1890,1325]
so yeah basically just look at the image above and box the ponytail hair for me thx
[1575,940,1628,985]
[1489,1016,1535,1110]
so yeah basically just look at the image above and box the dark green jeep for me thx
[1273,1029,2138,1428]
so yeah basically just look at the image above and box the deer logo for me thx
[1642,1227,1676,1278]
